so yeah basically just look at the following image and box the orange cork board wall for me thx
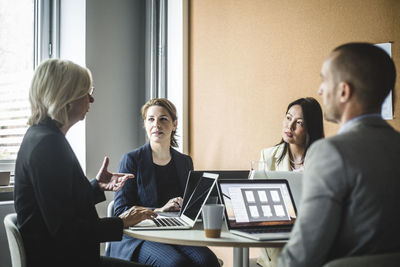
[188,0,400,170]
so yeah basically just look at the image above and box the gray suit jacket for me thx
[278,115,400,267]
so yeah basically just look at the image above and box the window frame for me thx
[0,0,58,173]
[167,0,189,153]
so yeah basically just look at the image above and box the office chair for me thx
[3,213,27,267]
[107,200,115,217]
[323,252,400,267]
[105,200,115,252]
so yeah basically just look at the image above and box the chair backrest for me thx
[105,200,115,252]
[3,213,26,267]
[107,200,114,217]
[323,252,400,267]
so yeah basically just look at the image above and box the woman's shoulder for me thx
[25,124,67,155]
[261,143,284,157]
[170,147,191,159]
[121,143,151,162]
[259,143,289,171]
[171,148,193,168]
[118,144,153,173]
[125,143,150,155]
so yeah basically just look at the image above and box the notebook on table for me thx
[129,172,219,230]
[217,179,297,240]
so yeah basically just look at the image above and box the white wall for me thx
[85,0,146,220]
[60,0,87,171]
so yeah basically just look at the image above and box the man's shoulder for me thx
[309,136,340,152]
[340,116,400,140]
[307,122,400,168]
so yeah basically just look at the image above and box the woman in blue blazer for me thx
[106,98,219,267]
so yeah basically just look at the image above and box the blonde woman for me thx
[14,59,154,267]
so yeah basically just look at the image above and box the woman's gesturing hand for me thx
[96,156,134,192]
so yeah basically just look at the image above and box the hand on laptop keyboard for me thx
[154,197,183,213]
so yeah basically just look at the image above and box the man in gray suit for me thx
[278,43,400,267]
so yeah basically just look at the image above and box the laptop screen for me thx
[218,179,297,229]
[181,170,250,212]
[182,173,218,221]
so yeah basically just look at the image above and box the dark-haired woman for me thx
[257,97,324,267]
[260,97,324,172]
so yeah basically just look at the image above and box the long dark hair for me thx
[276,97,324,165]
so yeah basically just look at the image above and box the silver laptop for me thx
[251,170,303,209]
[129,172,219,230]
[217,179,297,240]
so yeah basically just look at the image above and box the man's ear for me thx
[338,81,352,103]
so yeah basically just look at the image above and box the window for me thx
[167,0,189,153]
[0,0,53,173]
[0,1,34,161]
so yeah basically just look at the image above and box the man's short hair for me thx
[331,42,396,111]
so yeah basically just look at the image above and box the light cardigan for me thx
[260,142,291,171]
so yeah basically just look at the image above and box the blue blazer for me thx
[106,143,193,260]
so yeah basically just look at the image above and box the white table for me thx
[124,222,286,267]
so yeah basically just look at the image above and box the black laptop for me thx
[180,170,250,212]
[130,172,219,230]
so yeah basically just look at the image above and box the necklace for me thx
[288,146,305,169]
[289,158,304,165]
[289,154,304,170]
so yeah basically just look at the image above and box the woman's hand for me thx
[96,156,134,192]
[154,197,183,213]
[119,206,157,228]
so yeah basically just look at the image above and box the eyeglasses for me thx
[88,86,95,97]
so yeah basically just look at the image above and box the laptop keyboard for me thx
[153,217,185,227]
[240,228,291,234]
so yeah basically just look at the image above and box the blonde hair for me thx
[28,59,92,126]
[141,98,178,148]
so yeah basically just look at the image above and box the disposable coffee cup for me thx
[206,196,219,204]
[202,204,224,238]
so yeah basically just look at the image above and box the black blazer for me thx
[14,117,123,267]
[106,143,193,260]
